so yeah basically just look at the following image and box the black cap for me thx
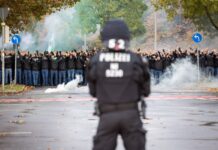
[101,19,130,41]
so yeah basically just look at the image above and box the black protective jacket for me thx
[87,50,150,105]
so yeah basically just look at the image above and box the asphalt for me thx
[0,87,218,150]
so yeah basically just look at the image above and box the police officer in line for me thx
[87,20,150,150]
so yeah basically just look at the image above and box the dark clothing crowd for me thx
[0,47,218,86]
[140,48,218,84]
[0,50,95,86]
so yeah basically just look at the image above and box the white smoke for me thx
[45,75,81,93]
[160,59,198,87]
[19,7,84,51]
[44,59,217,94]
[19,32,35,50]
[153,58,218,91]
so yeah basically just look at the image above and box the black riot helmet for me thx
[101,19,130,51]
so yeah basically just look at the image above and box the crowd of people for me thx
[0,47,217,86]
[139,48,218,84]
[0,50,96,86]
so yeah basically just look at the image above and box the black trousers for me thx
[93,109,146,150]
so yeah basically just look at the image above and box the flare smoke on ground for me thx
[45,75,88,94]
[45,58,218,94]
[153,58,218,91]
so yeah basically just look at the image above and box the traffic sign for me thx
[192,33,203,43]
[11,34,21,45]
[192,32,203,82]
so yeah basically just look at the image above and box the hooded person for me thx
[87,19,150,150]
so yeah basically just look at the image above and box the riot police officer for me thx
[87,20,150,150]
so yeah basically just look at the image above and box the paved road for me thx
[0,87,218,150]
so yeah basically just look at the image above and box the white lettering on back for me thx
[105,63,124,78]
[99,53,131,62]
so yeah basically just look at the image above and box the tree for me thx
[152,0,218,36]
[0,0,79,33]
[74,0,99,34]
[75,0,147,37]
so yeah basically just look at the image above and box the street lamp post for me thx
[1,22,5,91]
[154,10,157,51]
[152,0,157,51]
[0,7,9,91]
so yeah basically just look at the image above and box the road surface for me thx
[0,87,218,150]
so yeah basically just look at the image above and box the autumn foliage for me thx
[0,0,79,33]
